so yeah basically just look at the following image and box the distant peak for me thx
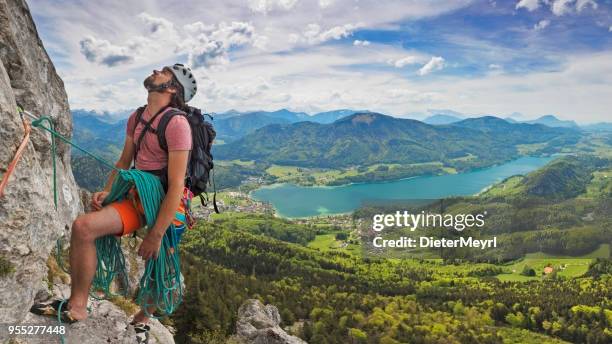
[337,112,390,124]
[538,115,558,120]
[465,115,508,122]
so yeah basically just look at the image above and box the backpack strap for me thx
[149,107,189,191]
[154,107,188,152]
[131,106,147,137]
[132,105,170,168]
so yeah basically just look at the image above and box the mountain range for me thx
[72,108,370,143]
[423,113,584,129]
[214,112,580,168]
[422,114,463,125]
[72,110,127,158]
[524,115,579,129]
[73,107,608,147]
[212,109,367,141]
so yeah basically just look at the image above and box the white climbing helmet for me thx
[165,63,197,103]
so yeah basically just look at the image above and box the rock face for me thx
[233,299,308,344]
[0,1,174,344]
[0,0,81,331]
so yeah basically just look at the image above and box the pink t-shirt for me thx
[126,106,192,170]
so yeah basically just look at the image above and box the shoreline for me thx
[255,154,554,190]
[247,155,556,219]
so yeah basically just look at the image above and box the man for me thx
[31,63,197,340]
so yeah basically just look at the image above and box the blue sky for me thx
[28,0,612,123]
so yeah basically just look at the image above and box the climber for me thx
[30,63,197,339]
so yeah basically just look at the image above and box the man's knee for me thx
[72,214,96,241]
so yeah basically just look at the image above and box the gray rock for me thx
[234,299,307,344]
[17,299,174,344]
[0,0,80,335]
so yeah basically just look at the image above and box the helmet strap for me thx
[146,81,172,94]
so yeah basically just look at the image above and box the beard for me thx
[143,74,156,90]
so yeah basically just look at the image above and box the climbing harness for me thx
[3,106,184,341]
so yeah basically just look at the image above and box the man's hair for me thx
[168,75,188,111]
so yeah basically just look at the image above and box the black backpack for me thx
[132,105,219,213]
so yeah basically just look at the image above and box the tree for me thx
[348,328,367,344]
[521,265,536,277]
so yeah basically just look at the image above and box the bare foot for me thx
[66,304,88,321]
[69,307,88,320]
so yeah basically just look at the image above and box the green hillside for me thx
[214,113,580,169]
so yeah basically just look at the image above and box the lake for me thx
[250,156,555,218]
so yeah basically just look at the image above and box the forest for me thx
[170,217,610,344]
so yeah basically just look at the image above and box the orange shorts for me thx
[109,187,193,237]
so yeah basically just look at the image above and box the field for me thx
[264,162,455,186]
[307,230,609,283]
[307,231,360,254]
[216,159,255,167]
[493,244,609,282]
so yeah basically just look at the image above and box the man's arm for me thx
[138,150,189,259]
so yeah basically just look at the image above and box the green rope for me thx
[90,235,130,299]
[31,115,118,170]
[31,115,72,275]
[24,110,183,332]
[100,169,183,318]
[55,238,70,274]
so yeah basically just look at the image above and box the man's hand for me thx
[138,232,163,260]
[91,191,109,210]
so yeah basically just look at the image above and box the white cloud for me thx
[80,15,260,69]
[212,21,256,46]
[303,23,321,41]
[248,0,299,14]
[551,0,597,16]
[488,64,502,69]
[534,19,550,30]
[417,56,445,76]
[387,89,439,103]
[318,23,360,43]
[79,36,137,67]
[186,40,228,69]
[518,0,599,16]
[288,33,300,44]
[575,0,598,12]
[516,0,541,11]
[551,0,574,15]
[390,56,421,68]
[319,0,334,9]
[179,21,258,68]
[300,23,361,44]
[137,12,176,36]
[353,39,370,46]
